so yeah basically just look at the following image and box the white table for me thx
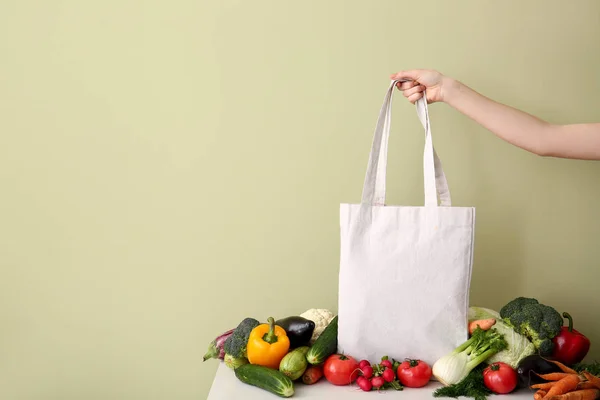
[207,363,535,399]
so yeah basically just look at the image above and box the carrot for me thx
[543,375,582,400]
[548,389,600,400]
[577,382,598,390]
[548,360,579,375]
[538,373,577,381]
[583,372,600,390]
[535,390,548,400]
[533,382,557,391]
[468,318,496,335]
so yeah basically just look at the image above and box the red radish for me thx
[359,360,370,369]
[380,359,393,369]
[356,376,372,392]
[371,376,385,389]
[382,368,395,383]
[361,365,374,379]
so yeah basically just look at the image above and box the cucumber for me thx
[234,363,295,398]
[306,315,338,365]
[279,346,309,380]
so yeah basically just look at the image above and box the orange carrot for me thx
[533,382,557,391]
[543,375,582,400]
[548,360,578,375]
[468,318,496,335]
[538,373,577,381]
[548,389,600,400]
[583,372,600,390]
[535,390,548,400]
[577,382,598,390]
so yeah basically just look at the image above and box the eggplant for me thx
[516,354,562,387]
[203,328,234,361]
[275,316,315,348]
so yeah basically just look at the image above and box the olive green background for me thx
[1,1,599,399]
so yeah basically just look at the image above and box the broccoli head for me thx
[499,297,563,356]
[223,317,260,359]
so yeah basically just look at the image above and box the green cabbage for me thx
[468,306,536,369]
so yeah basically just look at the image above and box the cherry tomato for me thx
[323,354,360,386]
[397,359,432,388]
[483,362,518,394]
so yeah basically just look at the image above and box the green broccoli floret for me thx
[499,297,538,318]
[499,297,563,356]
[223,317,260,359]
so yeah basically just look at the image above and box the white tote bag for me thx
[337,80,476,367]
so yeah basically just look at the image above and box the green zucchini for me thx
[279,346,309,380]
[234,363,295,398]
[306,315,338,365]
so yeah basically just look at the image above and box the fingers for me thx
[396,81,418,90]
[402,84,425,97]
[407,92,424,104]
[393,81,426,104]
[390,69,422,82]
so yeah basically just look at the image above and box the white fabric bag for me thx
[337,80,476,367]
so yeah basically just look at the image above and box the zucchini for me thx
[234,363,295,398]
[279,346,309,380]
[306,315,338,365]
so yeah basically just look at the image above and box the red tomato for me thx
[483,362,518,394]
[396,359,432,388]
[323,354,360,386]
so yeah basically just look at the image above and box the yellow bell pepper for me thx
[247,317,290,369]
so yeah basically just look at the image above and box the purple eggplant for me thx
[203,328,234,362]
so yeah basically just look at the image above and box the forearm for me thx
[442,78,600,160]
[443,78,556,156]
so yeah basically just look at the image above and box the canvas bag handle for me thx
[361,80,452,207]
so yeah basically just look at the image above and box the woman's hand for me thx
[389,69,452,104]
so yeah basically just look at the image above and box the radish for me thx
[361,365,373,379]
[359,359,370,369]
[382,368,395,383]
[380,359,393,369]
[356,376,372,392]
[371,376,385,389]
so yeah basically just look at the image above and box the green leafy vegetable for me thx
[469,306,535,368]
[223,317,260,359]
[499,297,563,356]
[573,361,600,376]
[433,364,492,400]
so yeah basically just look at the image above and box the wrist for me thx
[440,77,462,105]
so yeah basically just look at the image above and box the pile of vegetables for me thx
[432,296,598,400]
[203,309,433,396]
[202,309,338,397]
[202,297,597,399]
